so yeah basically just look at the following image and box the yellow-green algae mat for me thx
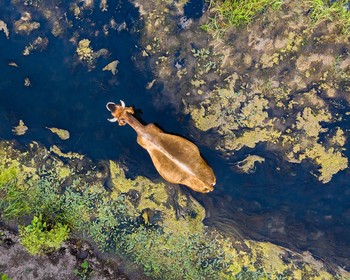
[0,140,348,279]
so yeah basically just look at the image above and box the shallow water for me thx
[1,0,350,272]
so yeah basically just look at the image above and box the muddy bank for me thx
[0,225,130,280]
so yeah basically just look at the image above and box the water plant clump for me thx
[19,214,70,256]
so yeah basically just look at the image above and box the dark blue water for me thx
[1,0,350,272]
[184,0,205,20]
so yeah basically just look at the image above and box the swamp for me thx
[0,0,350,279]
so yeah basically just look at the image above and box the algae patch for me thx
[76,39,94,62]
[236,155,265,174]
[47,127,70,140]
[102,60,119,75]
[50,145,83,159]
[12,120,28,136]
[0,19,9,38]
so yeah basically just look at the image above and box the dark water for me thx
[1,0,350,272]
[184,0,205,19]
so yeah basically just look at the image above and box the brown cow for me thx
[106,100,216,193]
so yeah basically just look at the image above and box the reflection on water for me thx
[1,0,350,272]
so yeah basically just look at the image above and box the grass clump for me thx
[0,273,11,280]
[0,165,31,220]
[308,0,350,34]
[19,214,69,255]
[202,0,281,34]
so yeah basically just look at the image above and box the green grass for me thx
[202,0,350,36]
[19,214,69,255]
[308,0,350,34]
[0,166,31,220]
[202,0,281,34]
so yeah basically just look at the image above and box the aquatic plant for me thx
[0,20,9,39]
[46,127,70,140]
[116,226,227,279]
[76,39,94,63]
[19,214,69,256]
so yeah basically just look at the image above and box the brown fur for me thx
[108,103,216,193]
